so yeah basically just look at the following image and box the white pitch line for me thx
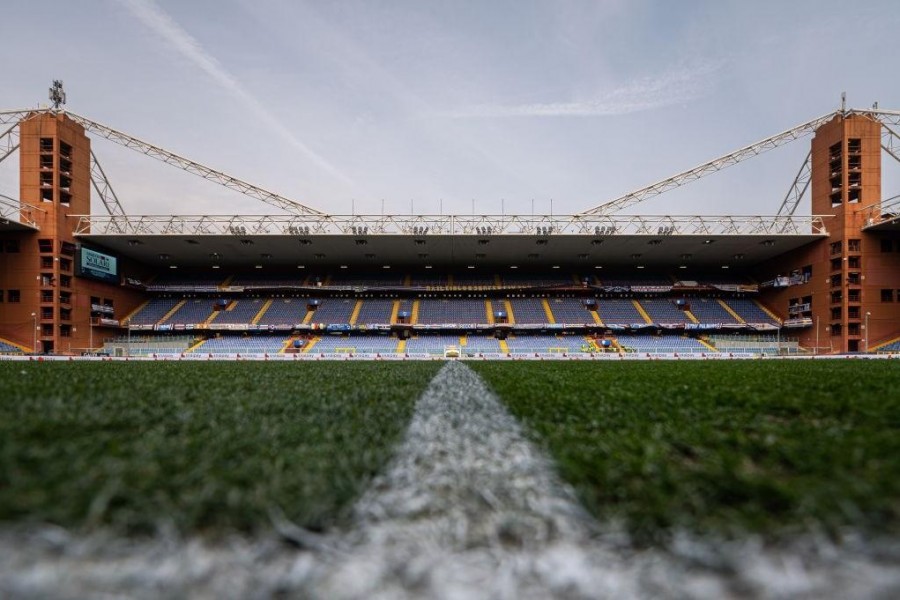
[1,361,898,599]
[308,359,625,599]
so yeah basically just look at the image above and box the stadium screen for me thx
[76,246,119,284]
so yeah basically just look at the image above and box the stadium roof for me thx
[78,228,823,270]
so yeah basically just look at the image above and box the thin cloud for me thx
[115,0,354,190]
[433,61,724,119]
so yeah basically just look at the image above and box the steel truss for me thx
[62,111,327,217]
[0,123,20,165]
[579,111,841,215]
[861,193,900,229]
[579,108,900,217]
[0,193,43,228]
[73,213,828,237]
[777,151,812,217]
[881,123,900,164]
[89,150,126,222]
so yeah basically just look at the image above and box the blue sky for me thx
[1,0,898,217]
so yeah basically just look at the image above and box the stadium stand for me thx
[197,335,288,354]
[547,298,593,323]
[876,339,900,353]
[146,272,226,291]
[708,334,802,355]
[313,334,397,354]
[353,299,395,325]
[416,299,488,324]
[230,273,307,287]
[102,334,196,356]
[615,334,708,354]
[640,299,693,324]
[596,299,645,324]
[256,299,306,326]
[328,272,405,287]
[107,271,804,357]
[129,297,182,325]
[462,336,503,353]
[508,298,550,324]
[163,299,215,326]
[0,340,23,353]
[688,297,742,324]
[212,299,267,324]
[505,334,580,353]
[725,299,781,325]
[405,335,462,354]
[308,298,356,324]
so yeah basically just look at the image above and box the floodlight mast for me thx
[578,111,841,216]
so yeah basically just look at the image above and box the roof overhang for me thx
[77,231,824,270]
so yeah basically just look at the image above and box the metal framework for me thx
[62,111,327,217]
[579,111,841,215]
[0,193,43,228]
[881,122,900,164]
[0,123,20,165]
[777,150,812,217]
[89,149,127,218]
[861,193,900,229]
[73,213,828,237]
[0,109,36,125]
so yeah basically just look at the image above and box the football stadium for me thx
[1,81,900,598]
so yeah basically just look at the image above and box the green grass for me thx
[472,361,900,542]
[0,361,440,536]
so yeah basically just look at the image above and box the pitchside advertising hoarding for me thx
[76,246,119,284]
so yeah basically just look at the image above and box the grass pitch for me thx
[0,361,441,535]
[473,360,900,542]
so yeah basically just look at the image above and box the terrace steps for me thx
[684,309,700,324]
[504,299,516,324]
[485,300,495,324]
[157,300,186,325]
[718,299,746,323]
[122,299,150,324]
[698,337,718,352]
[411,299,421,324]
[220,274,235,287]
[279,337,295,353]
[186,338,207,353]
[591,308,603,326]
[632,300,654,324]
[348,300,363,326]
[251,299,273,325]
[302,306,314,325]
[541,299,556,324]
[396,338,407,353]
[204,307,221,326]
[754,299,782,324]
[0,336,28,353]
[390,300,401,324]
[871,334,900,352]
[303,337,320,353]
[498,338,509,353]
